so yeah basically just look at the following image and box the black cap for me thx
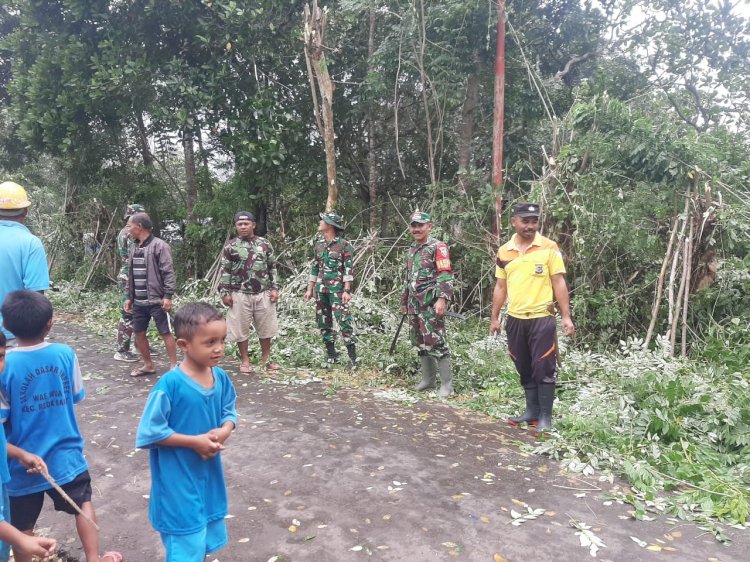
[511,203,541,218]
[234,211,256,223]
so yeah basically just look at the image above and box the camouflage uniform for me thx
[219,236,280,296]
[116,225,136,353]
[401,237,454,359]
[309,237,356,344]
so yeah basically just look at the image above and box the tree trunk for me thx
[182,127,198,223]
[134,112,154,167]
[304,1,338,211]
[416,0,436,185]
[457,64,480,194]
[367,4,378,231]
[491,0,506,240]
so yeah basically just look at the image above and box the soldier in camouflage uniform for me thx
[113,203,145,362]
[304,211,358,367]
[220,211,281,373]
[401,210,455,397]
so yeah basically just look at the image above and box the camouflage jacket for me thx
[219,236,280,295]
[401,237,453,313]
[116,225,136,292]
[309,236,354,294]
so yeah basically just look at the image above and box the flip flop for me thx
[130,367,156,377]
[265,362,281,372]
[101,552,123,562]
[239,363,254,374]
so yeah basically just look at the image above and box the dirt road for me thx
[31,321,747,561]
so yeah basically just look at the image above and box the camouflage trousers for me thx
[408,304,449,360]
[316,291,356,344]
[117,292,133,352]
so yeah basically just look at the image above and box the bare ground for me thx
[26,320,749,562]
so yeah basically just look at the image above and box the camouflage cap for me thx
[511,203,540,218]
[320,211,344,230]
[124,203,145,219]
[409,210,431,224]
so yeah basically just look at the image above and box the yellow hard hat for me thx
[0,181,31,210]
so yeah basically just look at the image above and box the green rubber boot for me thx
[415,354,437,391]
[437,357,454,398]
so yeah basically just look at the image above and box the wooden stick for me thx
[681,212,695,357]
[41,471,100,531]
[671,236,689,354]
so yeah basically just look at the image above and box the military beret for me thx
[234,211,256,223]
[511,203,541,217]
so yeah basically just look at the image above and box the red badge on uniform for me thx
[435,243,451,271]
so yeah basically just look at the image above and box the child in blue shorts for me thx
[136,303,237,562]
[0,330,57,561]
[0,291,122,562]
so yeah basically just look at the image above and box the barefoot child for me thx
[0,331,57,562]
[136,303,237,562]
[0,291,121,562]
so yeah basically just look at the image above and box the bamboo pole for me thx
[681,211,695,357]
[670,236,689,355]
[665,193,690,354]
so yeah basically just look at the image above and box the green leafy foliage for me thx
[533,336,750,535]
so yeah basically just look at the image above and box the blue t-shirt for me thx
[0,426,9,487]
[0,418,11,543]
[0,343,87,495]
[136,366,237,535]
[0,221,50,339]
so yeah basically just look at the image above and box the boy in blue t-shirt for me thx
[0,291,122,562]
[0,330,57,561]
[136,302,237,562]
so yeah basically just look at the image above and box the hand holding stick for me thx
[40,471,100,531]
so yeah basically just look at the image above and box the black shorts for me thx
[132,303,172,334]
[10,470,93,532]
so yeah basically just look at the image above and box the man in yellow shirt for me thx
[490,203,575,433]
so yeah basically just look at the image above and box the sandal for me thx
[239,363,254,374]
[265,362,281,372]
[101,552,123,562]
[130,367,156,377]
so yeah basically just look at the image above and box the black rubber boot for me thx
[437,357,453,398]
[507,385,539,426]
[535,383,556,436]
[415,354,437,391]
[325,341,338,367]
[346,343,358,368]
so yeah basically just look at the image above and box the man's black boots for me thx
[346,343,358,367]
[536,383,556,434]
[325,341,337,367]
[508,384,539,426]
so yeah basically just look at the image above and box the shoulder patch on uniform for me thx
[435,242,451,272]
